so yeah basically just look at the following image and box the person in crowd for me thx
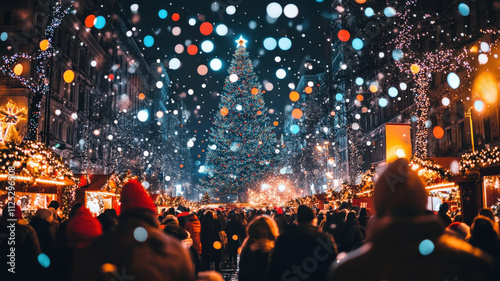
[97,209,118,233]
[201,210,223,271]
[266,205,337,281]
[163,214,201,274]
[0,204,43,280]
[331,210,348,252]
[54,203,83,281]
[238,216,279,281]
[438,202,452,227]
[469,216,498,256]
[479,208,500,235]
[48,200,63,222]
[358,208,370,228]
[445,222,471,241]
[30,208,57,260]
[225,212,243,265]
[185,212,203,256]
[71,179,194,281]
[343,210,366,252]
[273,207,288,234]
[329,158,494,281]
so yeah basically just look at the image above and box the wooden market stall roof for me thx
[75,174,112,192]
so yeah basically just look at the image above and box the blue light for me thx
[352,38,363,50]
[38,253,51,268]
[418,239,435,256]
[388,87,398,97]
[384,7,397,17]
[94,16,106,29]
[137,109,149,122]
[0,32,7,41]
[158,9,168,19]
[278,37,292,51]
[263,37,277,50]
[355,77,364,86]
[335,93,343,101]
[392,49,404,61]
[365,7,374,17]
[458,3,470,16]
[315,0,324,2]
[425,120,432,128]
[447,72,460,89]
[290,124,300,134]
[144,35,154,47]
[378,98,388,107]
[411,116,418,122]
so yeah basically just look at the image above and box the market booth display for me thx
[0,140,76,218]
[461,146,500,221]
[75,174,121,216]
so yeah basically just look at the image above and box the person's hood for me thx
[188,213,199,221]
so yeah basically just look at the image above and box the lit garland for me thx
[0,1,74,140]
[201,43,278,200]
[410,157,451,185]
[460,146,500,171]
[0,140,75,187]
[391,0,500,158]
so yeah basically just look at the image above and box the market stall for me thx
[75,174,121,215]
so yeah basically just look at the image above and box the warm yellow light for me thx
[39,39,50,51]
[473,71,498,105]
[63,70,75,83]
[410,64,420,74]
[13,64,23,76]
[369,85,378,93]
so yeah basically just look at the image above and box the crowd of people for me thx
[1,158,500,281]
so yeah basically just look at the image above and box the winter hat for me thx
[373,158,427,217]
[162,214,179,225]
[297,205,315,223]
[35,209,54,223]
[66,207,103,249]
[446,222,471,240]
[120,179,156,214]
[277,208,283,215]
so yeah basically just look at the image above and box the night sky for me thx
[119,0,333,167]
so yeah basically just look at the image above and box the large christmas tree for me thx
[203,36,278,201]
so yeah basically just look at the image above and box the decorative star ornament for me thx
[236,36,247,48]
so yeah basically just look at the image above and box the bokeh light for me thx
[276,69,286,79]
[267,2,283,18]
[144,35,154,47]
[63,70,75,83]
[352,38,363,50]
[216,24,228,36]
[378,98,388,107]
[447,72,460,89]
[197,65,208,76]
[355,77,364,86]
[458,3,470,16]
[292,108,303,119]
[388,87,398,97]
[392,49,404,60]
[263,37,277,50]
[442,97,450,106]
[220,107,229,116]
[365,7,374,17]
[290,124,300,134]
[473,72,498,105]
[172,13,180,21]
[39,39,50,51]
[283,4,299,18]
[158,9,168,19]
[169,58,181,70]
[410,64,420,74]
[278,37,292,50]
[210,58,222,71]
[337,30,350,42]
[0,32,7,41]
[200,22,213,35]
[94,16,106,29]
[384,7,397,17]
[137,110,149,122]
[201,40,214,53]
[289,91,300,102]
[187,45,198,55]
[85,15,96,28]
[433,126,444,139]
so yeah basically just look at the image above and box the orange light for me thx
[187,45,198,55]
[213,241,222,250]
[292,108,303,119]
[39,39,50,51]
[180,164,184,168]
[251,87,259,95]
[470,46,478,53]
[433,126,444,139]
[330,111,335,116]
[220,107,229,116]
[369,85,378,93]
[172,13,180,21]
[257,110,262,115]
[199,22,213,35]
[356,94,364,101]
[289,91,300,102]
[355,0,367,3]
[473,71,498,105]
[305,87,313,94]
[85,15,96,28]
[63,70,75,83]
[138,93,146,100]
[273,121,279,126]
[410,64,420,74]
[232,235,238,240]
[337,30,350,42]
[13,64,23,76]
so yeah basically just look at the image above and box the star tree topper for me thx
[236,35,247,48]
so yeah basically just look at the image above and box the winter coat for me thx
[329,214,494,281]
[185,214,202,255]
[71,210,194,281]
[0,221,43,280]
[344,220,366,252]
[239,239,274,281]
[201,216,222,262]
[29,216,57,259]
[274,214,288,234]
[266,224,337,281]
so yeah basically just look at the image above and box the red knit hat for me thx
[120,179,156,213]
[66,207,103,249]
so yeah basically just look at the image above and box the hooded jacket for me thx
[329,215,494,281]
[185,213,202,255]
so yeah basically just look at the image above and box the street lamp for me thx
[464,100,484,151]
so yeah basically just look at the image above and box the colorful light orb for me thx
[200,22,213,35]
[94,16,106,29]
[305,86,313,94]
[365,7,374,17]
[84,15,96,28]
[201,40,214,53]
[392,49,404,60]
[213,241,222,250]
[355,77,364,86]
[458,3,470,16]
[216,24,228,36]
[474,72,498,105]
[137,110,149,122]
[369,85,378,93]
[197,65,208,76]
[63,70,75,83]
[156,111,164,118]
[337,29,350,42]
[210,58,222,71]
[384,7,397,17]
[356,95,364,101]
[433,126,444,139]
[352,38,363,50]
[0,32,8,41]
[220,107,229,116]
[474,100,484,112]
[442,97,450,106]
[266,2,283,18]
[169,58,181,70]
[335,93,343,101]
[144,35,154,47]
[289,91,300,102]
[388,87,398,97]
[138,93,145,100]
[419,239,435,256]
[273,121,279,126]
[278,37,292,51]
[172,13,180,21]
[355,0,367,3]
[290,124,300,134]
[13,64,23,76]
[158,9,168,19]
[39,39,50,51]
[263,37,277,50]
[378,98,388,107]
[447,72,460,89]
[410,64,420,74]
[187,45,198,55]
[292,108,303,119]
